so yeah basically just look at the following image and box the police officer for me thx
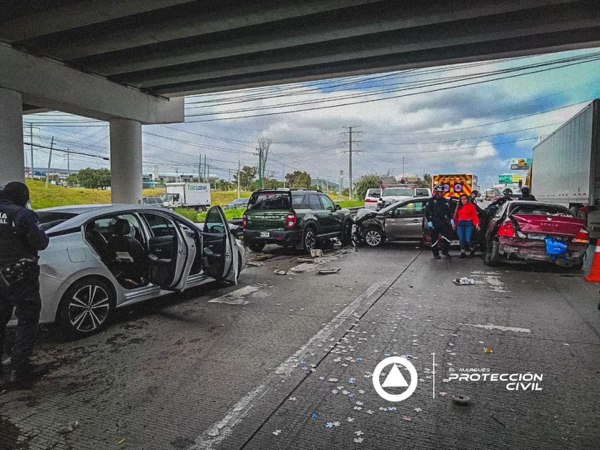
[425,186,453,259]
[0,182,49,386]
[486,188,513,217]
[518,186,537,201]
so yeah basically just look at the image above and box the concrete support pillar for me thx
[109,119,143,204]
[0,88,24,186]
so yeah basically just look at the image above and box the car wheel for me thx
[247,240,265,253]
[58,277,115,339]
[569,256,585,271]
[341,220,353,246]
[364,226,384,247]
[303,226,317,253]
[483,240,500,266]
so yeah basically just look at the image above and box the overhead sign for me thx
[499,175,512,184]
[511,175,524,183]
[510,158,531,170]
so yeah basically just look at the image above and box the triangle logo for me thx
[382,363,409,388]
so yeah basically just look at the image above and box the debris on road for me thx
[453,277,475,285]
[58,421,79,435]
[274,270,288,275]
[249,254,274,262]
[485,347,493,353]
[273,429,282,436]
[246,261,265,267]
[490,414,507,428]
[297,257,315,263]
[452,394,471,406]
[118,439,126,445]
[318,267,341,275]
[311,249,324,258]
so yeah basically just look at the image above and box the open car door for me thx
[201,206,239,284]
[141,212,197,292]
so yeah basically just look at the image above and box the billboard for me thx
[510,158,531,170]
[499,174,524,184]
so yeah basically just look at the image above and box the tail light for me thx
[286,214,297,228]
[243,214,247,227]
[498,221,515,237]
[579,205,590,214]
[573,228,589,244]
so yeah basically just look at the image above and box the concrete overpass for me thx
[1,0,600,203]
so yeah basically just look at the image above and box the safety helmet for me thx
[434,186,445,193]
[521,186,531,195]
[502,188,513,195]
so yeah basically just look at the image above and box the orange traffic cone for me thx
[586,244,600,282]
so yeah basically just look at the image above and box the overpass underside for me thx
[1,0,599,202]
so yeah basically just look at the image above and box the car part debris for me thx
[452,394,471,406]
[297,257,315,263]
[311,249,324,258]
[274,270,288,275]
[58,421,79,434]
[453,277,475,285]
[246,261,265,267]
[318,267,341,275]
[485,347,493,353]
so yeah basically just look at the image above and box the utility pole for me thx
[45,137,54,188]
[403,156,405,181]
[30,123,34,178]
[257,148,263,188]
[67,148,70,175]
[198,153,202,183]
[343,127,362,200]
[282,163,286,188]
[237,160,241,198]
[207,164,210,188]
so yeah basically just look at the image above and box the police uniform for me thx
[0,182,49,382]
[425,194,452,258]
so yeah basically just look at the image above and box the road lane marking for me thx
[208,285,262,305]
[470,270,509,293]
[189,281,383,450]
[462,323,532,333]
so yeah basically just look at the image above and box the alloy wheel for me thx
[365,230,382,247]
[68,284,111,333]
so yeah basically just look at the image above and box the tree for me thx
[256,137,272,186]
[233,166,258,190]
[215,179,233,191]
[354,174,382,201]
[263,178,284,189]
[285,171,311,188]
[418,173,432,188]
[76,168,111,189]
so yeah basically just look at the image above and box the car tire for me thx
[569,257,585,271]
[483,239,500,266]
[58,277,115,339]
[364,226,384,248]
[340,220,353,246]
[303,226,317,253]
[247,240,265,253]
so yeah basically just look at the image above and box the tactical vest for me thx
[0,203,37,264]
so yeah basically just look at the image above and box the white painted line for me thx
[189,282,382,450]
[208,285,262,305]
[432,353,435,399]
[462,323,532,333]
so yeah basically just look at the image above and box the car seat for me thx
[107,219,146,286]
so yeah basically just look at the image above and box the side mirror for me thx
[335,204,341,211]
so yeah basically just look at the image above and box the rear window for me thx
[383,188,413,197]
[510,204,572,217]
[37,211,79,231]
[248,192,291,210]
[365,189,381,198]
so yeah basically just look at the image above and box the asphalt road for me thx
[0,242,599,450]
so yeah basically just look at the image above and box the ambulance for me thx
[432,174,479,198]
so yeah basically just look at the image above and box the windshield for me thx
[160,193,173,202]
[383,188,412,197]
[37,211,79,231]
[510,203,572,217]
[247,192,291,210]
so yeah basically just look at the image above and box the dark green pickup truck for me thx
[243,189,353,253]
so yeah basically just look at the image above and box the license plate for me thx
[260,231,270,238]
[528,233,546,240]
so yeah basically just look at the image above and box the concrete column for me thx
[109,119,143,204]
[0,88,24,186]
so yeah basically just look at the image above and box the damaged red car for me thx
[483,201,589,269]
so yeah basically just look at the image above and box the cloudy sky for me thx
[25,47,600,191]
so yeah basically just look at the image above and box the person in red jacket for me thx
[453,194,480,258]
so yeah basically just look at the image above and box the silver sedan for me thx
[9,205,245,338]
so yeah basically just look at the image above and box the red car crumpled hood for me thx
[512,214,586,237]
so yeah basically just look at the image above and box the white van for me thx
[414,188,432,197]
[364,188,382,210]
